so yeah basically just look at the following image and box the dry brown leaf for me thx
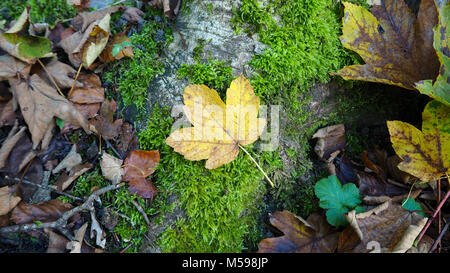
[10,75,89,149]
[0,185,21,216]
[0,100,18,127]
[52,163,92,191]
[0,54,31,80]
[67,222,88,253]
[0,121,26,169]
[116,122,139,158]
[100,153,123,185]
[128,177,158,199]
[40,58,82,89]
[257,211,339,253]
[88,99,122,140]
[121,6,145,24]
[45,228,69,253]
[344,201,427,253]
[52,144,82,174]
[71,6,121,32]
[312,124,346,161]
[10,199,73,224]
[68,73,104,104]
[90,210,106,248]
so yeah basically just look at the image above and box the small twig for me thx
[0,183,125,234]
[130,199,150,226]
[4,175,84,202]
[429,221,449,253]
[37,59,64,97]
[416,189,450,245]
[437,178,442,252]
[104,138,122,159]
[239,144,274,188]
[120,242,133,253]
[68,64,82,98]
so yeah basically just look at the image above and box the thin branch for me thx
[416,189,450,245]
[429,221,449,253]
[130,199,150,226]
[68,64,82,98]
[4,175,84,202]
[0,183,125,234]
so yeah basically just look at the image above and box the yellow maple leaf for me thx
[166,75,267,170]
[387,100,450,182]
[334,0,439,90]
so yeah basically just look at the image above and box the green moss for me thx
[229,0,370,213]
[0,0,76,25]
[138,105,282,252]
[102,9,173,112]
[177,60,234,96]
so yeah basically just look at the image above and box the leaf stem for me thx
[239,144,274,188]
[38,59,64,97]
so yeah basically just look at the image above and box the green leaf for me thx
[55,117,65,130]
[121,41,133,47]
[314,175,362,227]
[402,198,426,217]
[3,33,52,58]
[112,44,122,57]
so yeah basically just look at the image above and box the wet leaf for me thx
[314,175,363,227]
[166,75,266,169]
[335,0,439,90]
[123,150,160,181]
[257,211,339,253]
[415,1,450,106]
[10,199,73,224]
[128,177,158,199]
[387,100,449,182]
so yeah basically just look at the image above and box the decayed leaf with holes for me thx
[343,201,427,253]
[166,76,266,169]
[0,185,21,216]
[9,75,89,149]
[334,0,439,90]
[387,100,449,182]
[257,211,339,253]
[10,199,73,224]
[415,1,450,106]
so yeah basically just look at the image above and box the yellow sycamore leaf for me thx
[334,0,439,90]
[166,75,267,170]
[387,100,450,182]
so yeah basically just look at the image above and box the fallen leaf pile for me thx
[0,3,160,253]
